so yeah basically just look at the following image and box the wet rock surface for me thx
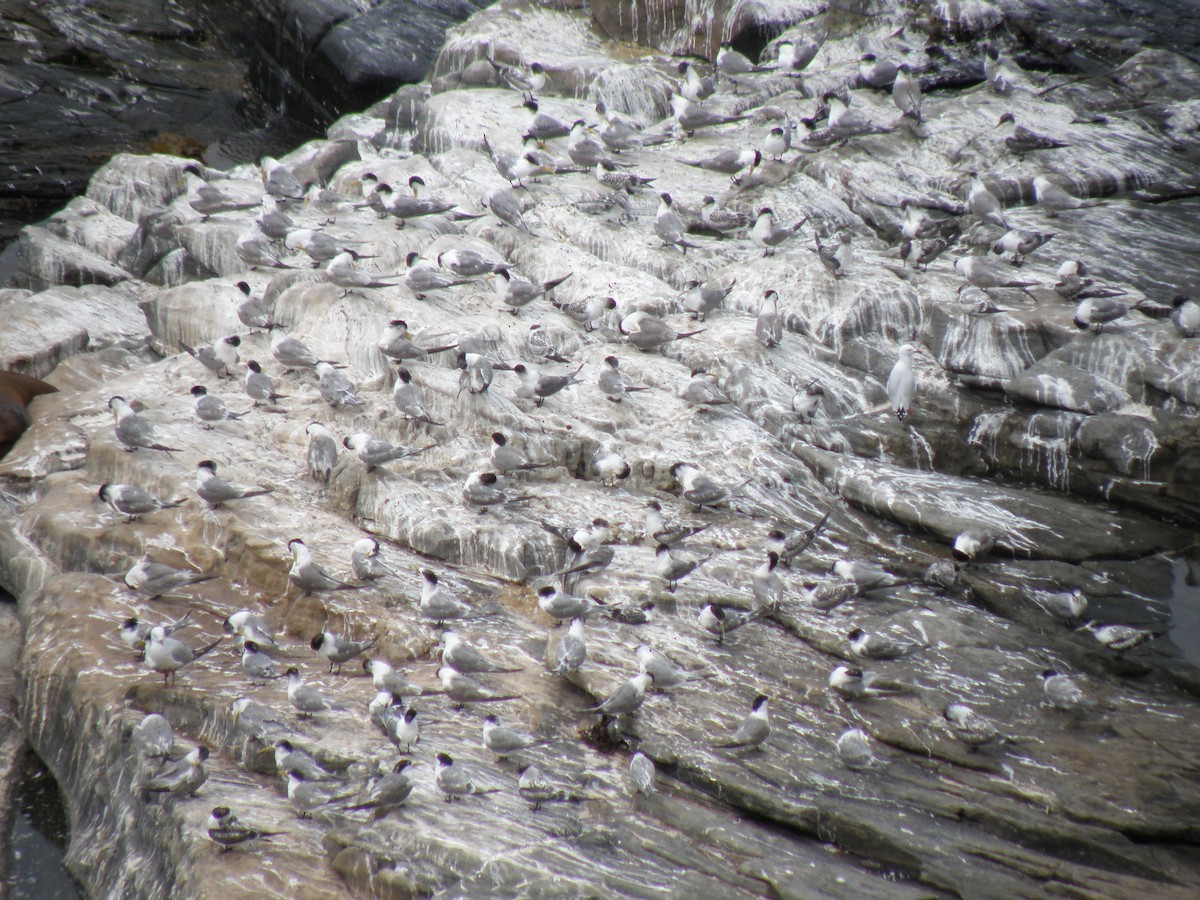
[1,0,1200,897]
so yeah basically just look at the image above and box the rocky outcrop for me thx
[2,0,1199,897]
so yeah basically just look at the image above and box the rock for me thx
[2,0,1200,897]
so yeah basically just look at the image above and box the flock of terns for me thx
[76,19,1187,863]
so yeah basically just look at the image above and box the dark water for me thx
[5,749,82,900]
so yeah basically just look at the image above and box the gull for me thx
[393,366,443,425]
[1033,176,1104,214]
[1042,670,1085,710]
[190,385,246,428]
[285,667,342,718]
[379,316,458,360]
[244,361,285,406]
[235,282,277,330]
[680,147,760,176]
[181,335,241,379]
[995,112,1068,152]
[680,367,730,411]
[269,325,343,373]
[700,196,751,234]
[967,173,1007,228]
[125,555,216,599]
[991,229,1054,265]
[195,459,272,508]
[751,208,807,255]
[98,483,183,522]
[620,311,703,352]
[306,422,338,484]
[288,538,360,595]
[887,345,917,422]
[756,289,783,347]
[143,745,209,795]
[670,95,749,136]
[629,752,656,795]
[682,276,735,320]
[435,752,501,802]
[716,695,770,750]
[108,396,181,454]
[207,807,287,852]
[438,666,520,706]
[551,617,587,675]
[343,433,432,472]
[512,362,584,406]
[598,355,649,403]
[443,630,521,675]
[891,63,922,122]
[837,727,881,769]
[1030,587,1088,624]
[145,627,222,687]
[655,192,700,253]
[676,61,715,103]
[585,672,653,717]
[483,715,547,758]
[1076,621,1162,657]
[493,268,572,313]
